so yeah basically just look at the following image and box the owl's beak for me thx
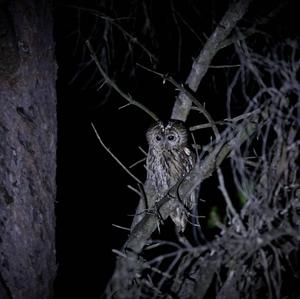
[162,141,169,150]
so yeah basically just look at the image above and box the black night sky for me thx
[53,1,299,298]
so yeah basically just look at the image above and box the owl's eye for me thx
[156,135,162,141]
[167,135,175,141]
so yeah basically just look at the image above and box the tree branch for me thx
[171,0,252,121]
[137,63,220,138]
[108,111,260,297]
[86,40,159,121]
[91,122,143,185]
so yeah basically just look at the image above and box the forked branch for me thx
[86,40,159,121]
[171,0,252,121]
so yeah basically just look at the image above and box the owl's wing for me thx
[183,146,196,171]
[172,147,198,232]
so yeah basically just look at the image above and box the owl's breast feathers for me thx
[146,146,195,195]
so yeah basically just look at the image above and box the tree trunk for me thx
[0,0,57,298]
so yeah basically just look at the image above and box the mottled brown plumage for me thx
[144,120,195,232]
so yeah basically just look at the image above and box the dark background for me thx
[53,2,148,297]
[53,1,299,298]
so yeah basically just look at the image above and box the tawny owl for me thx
[144,120,196,232]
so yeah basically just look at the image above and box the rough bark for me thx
[0,0,57,298]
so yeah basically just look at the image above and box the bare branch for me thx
[171,0,252,121]
[91,122,143,185]
[108,112,260,298]
[137,63,219,138]
[217,168,246,234]
[86,40,159,121]
[112,224,131,232]
[220,1,287,49]
[129,157,146,169]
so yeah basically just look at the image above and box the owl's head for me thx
[146,120,188,150]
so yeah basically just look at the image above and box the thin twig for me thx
[220,2,287,50]
[209,64,240,69]
[68,5,157,62]
[171,0,253,121]
[190,108,261,131]
[86,40,159,121]
[217,168,246,234]
[137,63,220,139]
[127,185,141,196]
[112,224,131,231]
[91,122,142,184]
[138,146,147,156]
[112,249,127,258]
[129,157,147,169]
